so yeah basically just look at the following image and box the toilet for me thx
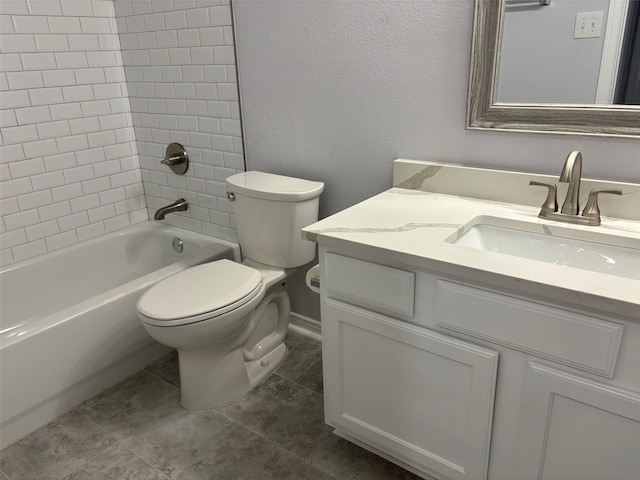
[137,171,324,410]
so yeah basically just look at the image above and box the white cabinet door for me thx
[322,299,499,480]
[516,363,640,480]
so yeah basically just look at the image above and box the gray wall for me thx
[233,0,640,321]
[498,0,610,103]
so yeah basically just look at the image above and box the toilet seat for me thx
[137,259,263,327]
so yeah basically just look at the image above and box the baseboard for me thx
[289,312,322,342]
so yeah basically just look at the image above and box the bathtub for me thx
[0,222,239,448]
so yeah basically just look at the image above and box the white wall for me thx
[498,0,610,103]
[114,0,242,243]
[0,0,146,267]
[233,0,640,320]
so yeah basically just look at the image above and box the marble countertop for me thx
[303,186,640,322]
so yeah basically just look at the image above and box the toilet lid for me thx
[137,259,263,321]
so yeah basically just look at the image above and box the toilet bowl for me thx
[136,171,324,410]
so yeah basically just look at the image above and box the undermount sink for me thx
[450,217,640,280]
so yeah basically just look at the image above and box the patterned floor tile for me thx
[276,330,323,382]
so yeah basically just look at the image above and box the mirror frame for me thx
[467,0,640,138]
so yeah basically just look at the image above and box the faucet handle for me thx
[581,188,622,225]
[529,181,558,214]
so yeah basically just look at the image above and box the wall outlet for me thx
[574,11,603,39]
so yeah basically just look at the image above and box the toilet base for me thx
[179,342,287,411]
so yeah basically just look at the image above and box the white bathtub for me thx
[0,222,239,448]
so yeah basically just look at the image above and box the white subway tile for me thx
[217,83,238,101]
[50,102,82,120]
[146,98,166,114]
[148,49,169,66]
[87,51,117,67]
[201,149,224,166]
[21,51,57,70]
[185,176,206,193]
[51,183,83,203]
[118,32,137,50]
[36,120,71,140]
[45,229,77,251]
[0,90,31,109]
[15,105,51,125]
[61,0,94,17]
[1,15,15,34]
[81,99,111,116]
[136,32,157,50]
[223,152,244,170]
[0,177,32,201]
[156,30,177,48]
[93,83,121,99]
[143,12,164,31]
[174,83,195,99]
[69,116,100,134]
[29,87,64,106]
[1,229,27,249]
[92,0,115,18]
[0,54,23,72]
[124,14,144,33]
[87,203,114,222]
[198,116,220,134]
[93,158,120,176]
[110,170,136,188]
[178,29,200,47]
[2,124,39,145]
[38,200,71,221]
[56,133,88,153]
[164,10,187,30]
[62,84,94,102]
[57,210,88,231]
[68,34,100,52]
[125,183,144,199]
[213,45,235,65]
[143,65,162,82]
[12,15,49,33]
[25,219,59,241]
[4,208,40,231]
[195,83,217,100]
[82,176,110,194]
[18,189,52,210]
[98,113,127,130]
[190,132,212,149]
[199,26,223,46]
[23,138,58,158]
[150,0,172,13]
[190,46,213,64]
[80,17,112,34]
[220,118,241,136]
[186,7,209,28]
[42,69,76,87]
[0,34,36,53]
[48,16,81,34]
[76,221,104,241]
[169,47,191,65]
[44,152,76,171]
[27,1,63,16]
[53,54,88,74]
[2,1,29,15]
[99,187,125,205]
[35,35,70,52]
[75,146,105,165]
[0,197,20,216]
[31,170,65,190]
[98,34,119,51]
[63,164,94,183]
[8,158,45,179]
[87,129,116,147]
[0,109,18,128]
[131,0,152,15]
[209,5,232,26]
[13,239,47,262]
[186,99,207,116]
[104,66,126,83]
[74,67,106,84]
[104,214,130,232]
[119,155,138,171]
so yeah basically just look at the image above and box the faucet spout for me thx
[559,150,582,215]
[154,198,188,220]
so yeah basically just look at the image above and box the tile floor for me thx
[0,331,424,480]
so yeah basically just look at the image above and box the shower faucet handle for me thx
[161,143,189,175]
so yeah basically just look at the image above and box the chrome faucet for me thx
[154,198,188,220]
[529,151,621,226]
[559,150,582,215]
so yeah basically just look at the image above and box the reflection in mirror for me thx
[497,0,639,105]
[467,0,640,137]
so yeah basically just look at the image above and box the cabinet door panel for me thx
[516,363,640,480]
[322,299,498,480]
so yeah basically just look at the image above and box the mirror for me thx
[468,0,640,137]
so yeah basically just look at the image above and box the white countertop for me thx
[303,187,640,322]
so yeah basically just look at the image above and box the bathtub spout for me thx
[154,199,188,220]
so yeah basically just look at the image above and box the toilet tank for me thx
[226,171,324,268]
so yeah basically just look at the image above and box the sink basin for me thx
[451,217,640,280]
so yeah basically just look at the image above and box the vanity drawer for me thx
[435,281,623,377]
[323,253,415,318]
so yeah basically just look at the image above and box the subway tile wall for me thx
[0,0,146,267]
[114,0,243,243]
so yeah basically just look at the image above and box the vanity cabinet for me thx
[318,248,640,480]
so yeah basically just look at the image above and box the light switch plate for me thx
[574,11,603,39]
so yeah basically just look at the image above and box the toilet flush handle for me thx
[227,191,235,201]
